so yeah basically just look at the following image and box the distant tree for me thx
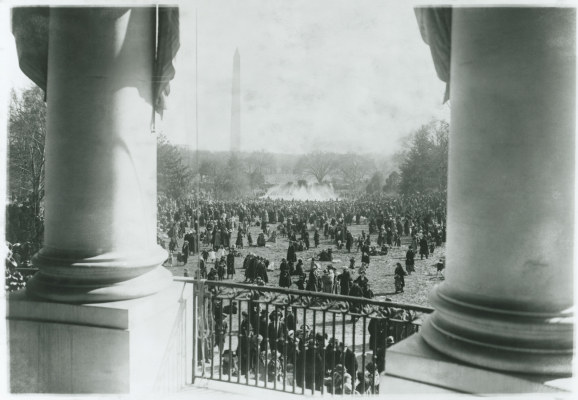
[398,121,449,195]
[198,159,218,185]
[7,86,47,247]
[157,133,192,200]
[248,170,265,192]
[384,171,401,193]
[243,151,273,191]
[366,171,384,194]
[243,151,274,175]
[214,153,250,198]
[338,154,373,190]
[296,152,336,184]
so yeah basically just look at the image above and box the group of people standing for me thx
[209,301,411,394]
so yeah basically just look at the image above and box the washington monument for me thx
[230,48,241,152]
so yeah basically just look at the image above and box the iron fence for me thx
[175,278,433,395]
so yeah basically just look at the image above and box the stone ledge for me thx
[384,334,573,394]
[7,279,187,330]
[8,281,193,394]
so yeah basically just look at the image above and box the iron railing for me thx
[175,278,433,395]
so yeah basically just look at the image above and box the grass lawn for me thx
[166,222,445,309]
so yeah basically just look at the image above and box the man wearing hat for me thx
[338,267,352,296]
[349,257,355,270]
[354,268,369,289]
[405,245,416,274]
[268,309,285,352]
[237,312,251,376]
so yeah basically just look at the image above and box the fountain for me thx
[262,181,338,201]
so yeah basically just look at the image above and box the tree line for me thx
[7,86,449,224]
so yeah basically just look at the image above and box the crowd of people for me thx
[204,297,419,394]
[163,192,442,393]
[158,192,446,268]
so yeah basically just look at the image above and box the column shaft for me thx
[27,8,172,302]
[421,8,575,374]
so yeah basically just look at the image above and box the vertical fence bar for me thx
[263,303,269,388]
[383,317,389,375]
[331,312,336,395]
[228,298,233,382]
[362,315,367,395]
[192,281,198,383]
[209,294,214,380]
[199,283,206,378]
[311,310,316,395]
[237,299,242,385]
[351,315,356,397]
[291,308,299,393]
[282,304,286,392]
[301,307,306,395]
[321,310,326,395]
[246,300,251,386]
[218,299,222,382]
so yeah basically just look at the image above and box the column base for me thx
[421,286,573,375]
[26,246,172,302]
[8,281,193,394]
[384,334,573,394]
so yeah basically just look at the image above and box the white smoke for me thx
[262,182,339,201]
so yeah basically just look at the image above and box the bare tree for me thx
[8,86,47,247]
[242,151,274,175]
[338,154,373,189]
[296,152,337,184]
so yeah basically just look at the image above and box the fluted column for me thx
[421,8,575,375]
[27,7,172,302]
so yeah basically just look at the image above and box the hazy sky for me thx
[172,0,451,155]
[7,0,452,155]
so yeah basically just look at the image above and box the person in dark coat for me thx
[294,259,304,276]
[214,314,228,354]
[181,240,189,265]
[245,255,257,282]
[217,257,226,280]
[346,231,353,252]
[419,236,429,259]
[279,258,289,274]
[267,310,285,352]
[405,246,415,274]
[313,229,320,248]
[236,228,244,249]
[288,260,295,275]
[361,251,370,266]
[349,281,364,313]
[287,242,297,263]
[295,273,306,290]
[337,342,358,379]
[279,270,292,288]
[256,258,269,283]
[284,308,297,332]
[306,265,321,292]
[338,268,352,296]
[394,262,407,292]
[226,252,235,279]
[354,269,369,289]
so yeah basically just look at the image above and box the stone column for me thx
[9,8,192,394]
[26,7,172,302]
[421,8,574,375]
